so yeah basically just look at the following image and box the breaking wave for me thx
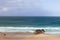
[0,26,60,34]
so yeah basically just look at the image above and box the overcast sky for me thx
[0,0,60,16]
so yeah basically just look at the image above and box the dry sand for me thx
[0,32,60,40]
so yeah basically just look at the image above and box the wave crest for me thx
[0,27,60,34]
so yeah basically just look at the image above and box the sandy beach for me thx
[0,32,60,40]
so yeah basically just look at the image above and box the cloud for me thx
[2,7,8,11]
[0,0,43,14]
[0,0,60,16]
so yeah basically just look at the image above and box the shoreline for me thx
[0,32,60,40]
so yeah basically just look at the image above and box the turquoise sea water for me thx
[0,16,60,34]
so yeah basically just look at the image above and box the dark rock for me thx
[41,29,45,32]
[34,29,45,34]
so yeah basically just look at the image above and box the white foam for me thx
[0,26,60,33]
[0,26,60,29]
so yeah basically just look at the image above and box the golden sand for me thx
[0,32,60,40]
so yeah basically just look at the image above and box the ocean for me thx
[0,16,60,34]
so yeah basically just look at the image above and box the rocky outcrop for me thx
[34,29,45,34]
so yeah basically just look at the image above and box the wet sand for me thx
[0,32,60,40]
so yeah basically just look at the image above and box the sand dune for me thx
[0,32,60,40]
